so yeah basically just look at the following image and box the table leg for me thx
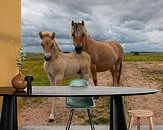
[110,96,127,130]
[0,96,18,130]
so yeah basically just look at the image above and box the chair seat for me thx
[66,97,95,109]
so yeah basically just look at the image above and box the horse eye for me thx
[82,33,85,37]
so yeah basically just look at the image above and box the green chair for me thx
[65,79,95,130]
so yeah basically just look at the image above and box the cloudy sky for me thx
[22,0,163,52]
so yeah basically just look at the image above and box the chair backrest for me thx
[70,79,89,87]
[66,79,94,109]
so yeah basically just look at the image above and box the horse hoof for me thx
[48,115,55,122]
[48,118,54,122]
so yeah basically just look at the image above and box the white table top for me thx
[0,86,158,97]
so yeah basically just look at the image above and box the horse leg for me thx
[48,74,64,122]
[55,74,65,118]
[110,67,118,86]
[47,75,56,122]
[115,60,122,86]
[78,71,84,79]
[55,74,63,86]
[80,66,90,81]
[83,72,90,81]
[49,98,56,122]
[91,64,97,86]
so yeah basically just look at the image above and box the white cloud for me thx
[146,17,163,31]
[146,30,163,43]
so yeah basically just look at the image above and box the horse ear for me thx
[81,21,84,26]
[52,32,55,40]
[39,32,43,39]
[71,20,74,26]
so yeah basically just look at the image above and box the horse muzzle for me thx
[75,45,83,54]
[44,55,51,61]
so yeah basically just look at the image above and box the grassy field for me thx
[22,52,163,86]
[21,52,163,124]
[123,52,163,62]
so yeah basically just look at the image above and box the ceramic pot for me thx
[12,72,27,91]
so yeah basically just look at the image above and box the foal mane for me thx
[54,39,62,52]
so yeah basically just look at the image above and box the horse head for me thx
[39,32,61,61]
[71,21,88,54]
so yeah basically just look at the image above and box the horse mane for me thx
[71,23,90,37]
[54,38,62,52]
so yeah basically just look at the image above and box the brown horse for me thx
[71,21,123,86]
[39,32,91,121]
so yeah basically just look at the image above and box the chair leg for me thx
[87,109,95,130]
[66,109,74,130]
[128,116,134,130]
[147,117,154,130]
[137,117,141,130]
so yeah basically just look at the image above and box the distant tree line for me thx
[131,51,157,53]
[130,51,158,55]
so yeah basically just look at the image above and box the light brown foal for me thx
[39,32,91,121]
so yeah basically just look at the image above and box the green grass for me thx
[123,53,163,62]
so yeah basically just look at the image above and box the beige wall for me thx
[0,0,21,85]
[0,0,21,125]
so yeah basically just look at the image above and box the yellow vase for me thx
[12,72,27,91]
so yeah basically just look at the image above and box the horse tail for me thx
[117,62,122,86]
